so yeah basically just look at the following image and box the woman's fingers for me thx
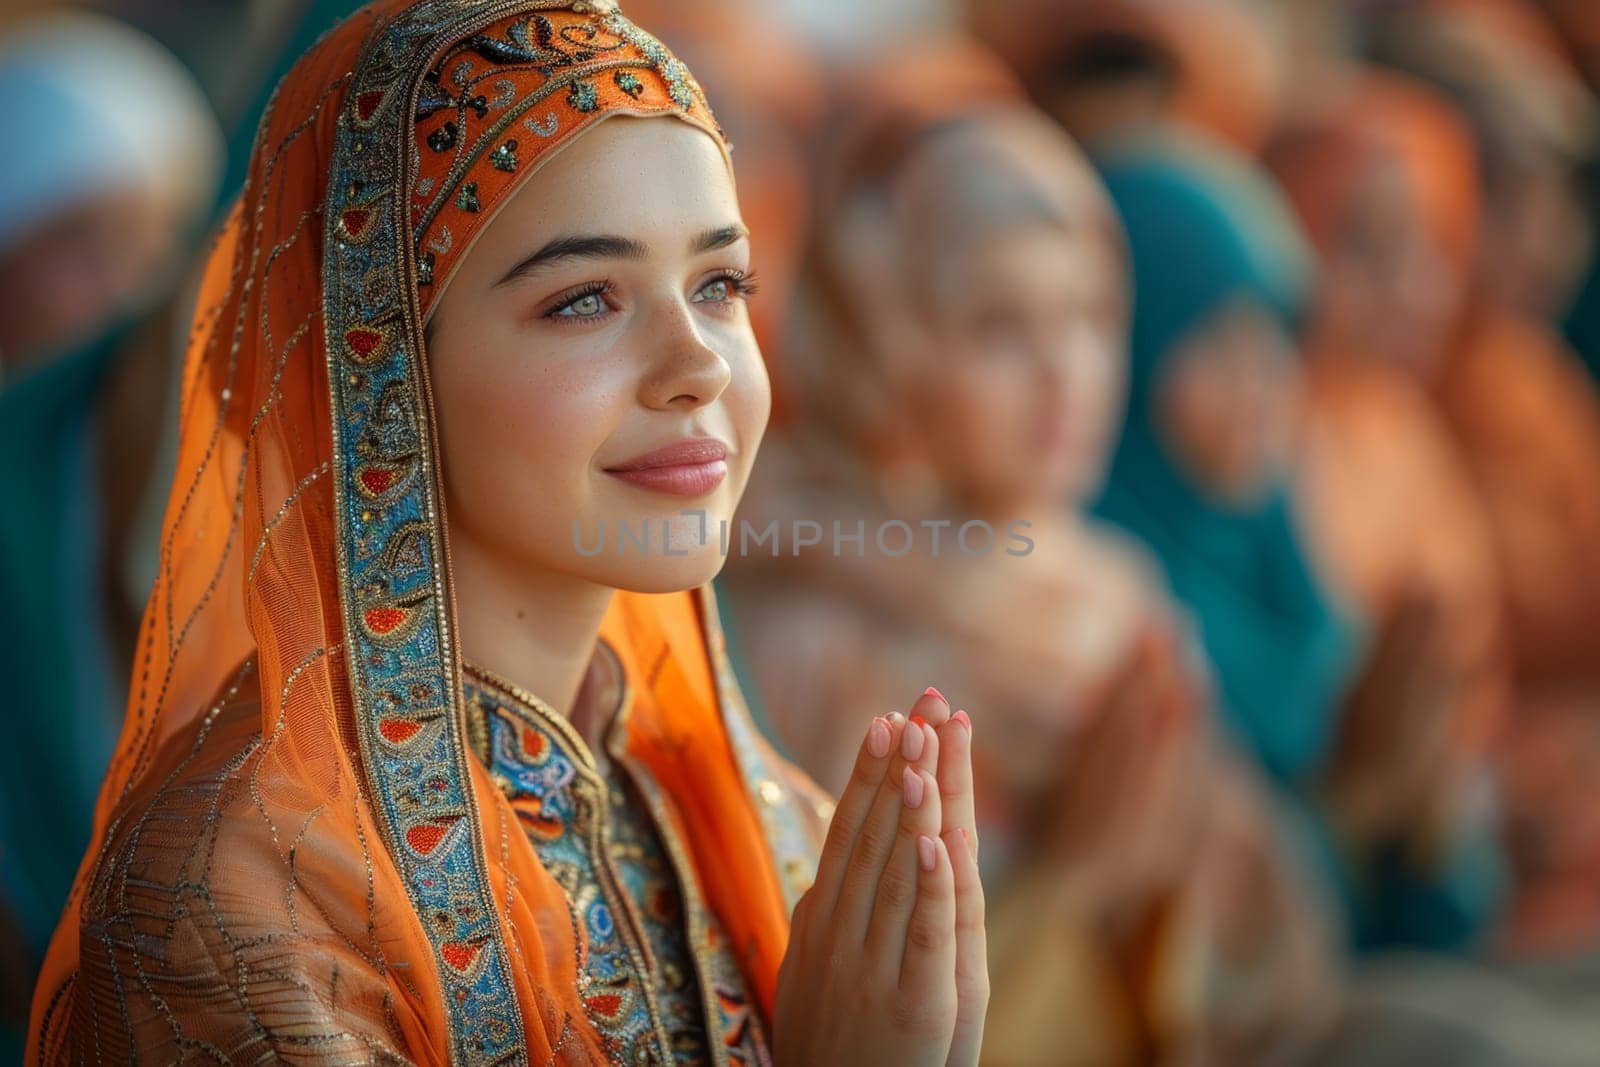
[944,827,989,1067]
[810,713,907,918]
[810,686,945,920]
[865,764,945,973]
[895,832,957,1030]
[912,685,953,728]
[836,719,941,946]
[935,710,977,861]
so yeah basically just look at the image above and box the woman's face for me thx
[1324,159,1462,376]
[889,120,1130,516]
[427,117,770,594]
[914,222,1128,514]
[1156,299,1301,506]
[0,186,179,373]
[1480,149,1593,319]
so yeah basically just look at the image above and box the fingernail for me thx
[902,765,925,808]
[901,719,925,761]
[867,717,890,759]
[917,834,937,871]
[923,685,946,704]
[953,709,971,734]
[887,711,905,728]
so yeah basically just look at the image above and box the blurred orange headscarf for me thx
[967,0,1283,154]
[1270,70,1481,279]
[28,2,818,1062]
[786,34,1029,447]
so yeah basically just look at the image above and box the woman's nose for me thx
[637,298,733,411]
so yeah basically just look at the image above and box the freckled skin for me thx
[427,117,771,598]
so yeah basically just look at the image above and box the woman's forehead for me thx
[482,117,738,242]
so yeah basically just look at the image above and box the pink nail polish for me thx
[902,766,925,808]
[901,718,925,761]
[923,685,946,704]
[953,709,971,733]
[917,834,937,871]
[867,717,890,759]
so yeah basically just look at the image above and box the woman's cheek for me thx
[956,367,1031,488]
[727,342,773,449]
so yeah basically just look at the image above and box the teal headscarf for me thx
[1093,134,1361,787]
[1093,135,1505,955]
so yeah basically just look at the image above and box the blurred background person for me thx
[0,12,217,379]
[721,38,1341,1065]
[1540,0,1600,383]
[1267,70,1512,955]
[1370,0,1600,960]
[1094,127,1509,959]
[0,11,221,1051]
[1092,116,1600,1067]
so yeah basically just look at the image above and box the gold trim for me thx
[608,730,732,1067]
[463,654,679,1065]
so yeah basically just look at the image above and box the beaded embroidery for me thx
[466,669,772,1066]
[406,3,720,303]
[322,3,727,1061]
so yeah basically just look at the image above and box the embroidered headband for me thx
[388,1,726,314]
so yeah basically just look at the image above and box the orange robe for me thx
[1297,354,1507,761]
[1436,310,1600,953]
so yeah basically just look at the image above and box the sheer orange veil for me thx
[29,2,819,1062]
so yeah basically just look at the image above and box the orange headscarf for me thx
[1428,0,1573,65]
[1269,69,1482,287]
[786,34,1029,448]
[29,2,816,1062]
[966,0,1283,155]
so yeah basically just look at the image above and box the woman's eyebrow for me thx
[693,223,747,253]
[495,234,647,286]
[495,224,748,287]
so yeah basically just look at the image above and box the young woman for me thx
[27,2,987,1062]
[721,41,1338,1065]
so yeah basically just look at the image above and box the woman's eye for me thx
[694,278,734,303]
[555,292,607,318]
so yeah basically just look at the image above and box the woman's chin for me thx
[574,550,729,596]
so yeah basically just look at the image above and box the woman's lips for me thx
[604,438,729,498]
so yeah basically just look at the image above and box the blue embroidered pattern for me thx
[321,3,728,1062]
[324,6,535,1063]
[465,671,772,1066]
